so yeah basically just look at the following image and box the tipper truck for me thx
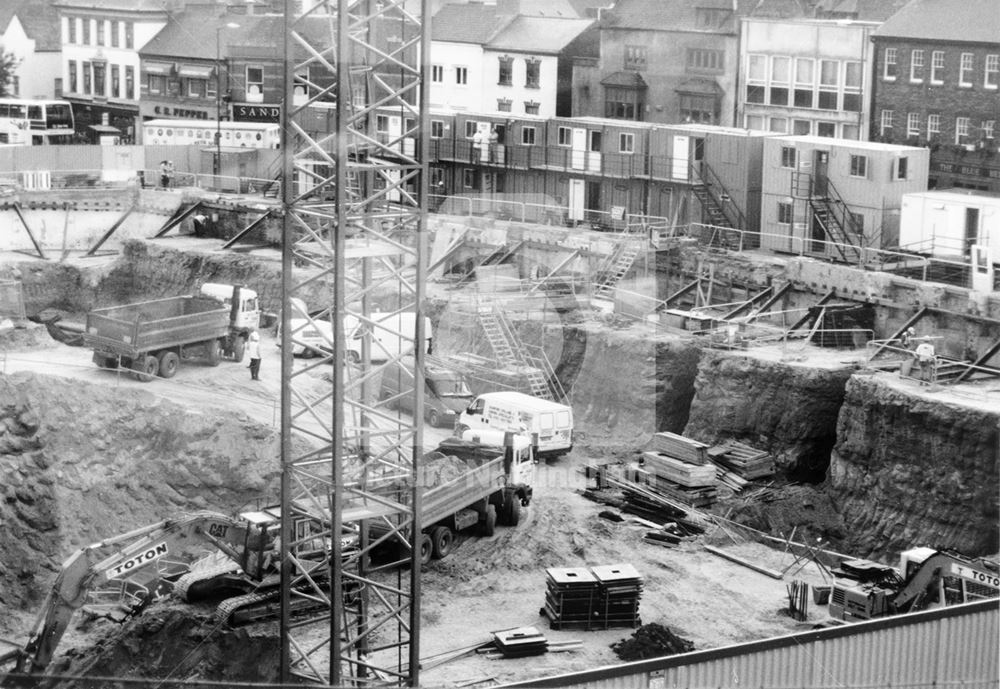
[83,283,260,381]
[369,429,536,564]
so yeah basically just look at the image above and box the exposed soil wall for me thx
[0,373,282,616]
[683,349,855,481]
[829,375,1000,558]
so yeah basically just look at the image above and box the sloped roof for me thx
[432,3,508,43]
[675,77,723,95]
[600,0,819,30]
[872,0,1000,43]
[52,0,172,11]
[600,70,647,88]
[487,16,594,53]
[0,0,61,51]
[142,13,333,60]
[815,0,909,21]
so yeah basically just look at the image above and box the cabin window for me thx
[849,155,868,178]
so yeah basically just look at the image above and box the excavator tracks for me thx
[215,586,332,625]
[173,563,243,601]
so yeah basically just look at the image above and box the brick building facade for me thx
[870,0,1000,192]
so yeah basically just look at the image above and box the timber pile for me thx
[651,432,709,465]
[706,441,775,480]
[639,432,718,507]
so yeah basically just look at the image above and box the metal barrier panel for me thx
[500,600,999,689]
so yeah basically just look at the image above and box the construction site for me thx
[1,4,999,689]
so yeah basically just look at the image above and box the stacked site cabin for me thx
[424,108,771,233]
[760,135,929,259]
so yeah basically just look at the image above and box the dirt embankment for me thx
[829,374,1000,558]
[0,373,282,619]
[683,349,855,481]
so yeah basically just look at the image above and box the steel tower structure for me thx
[278,0,428,684]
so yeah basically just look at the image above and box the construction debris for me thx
[611,623,695,661]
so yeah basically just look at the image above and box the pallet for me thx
[707,440,775,480]
[650,432,709,465]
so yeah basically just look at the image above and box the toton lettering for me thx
[105,542,169,580]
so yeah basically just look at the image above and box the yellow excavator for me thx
[829,547,1000,622]
[0,505,357,681]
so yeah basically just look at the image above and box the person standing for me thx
[159,160,174,189]
[248,330,262,380]
[914,340,936,385]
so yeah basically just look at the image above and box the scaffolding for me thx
[279,0,428,685]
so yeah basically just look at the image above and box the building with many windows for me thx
[430,2,594,118]
[870,0,1000,191]
[137,7,233,124]
[54,0,176,142]
[572,0,829,126]
[738,18,881,141]
[0,0,62,100]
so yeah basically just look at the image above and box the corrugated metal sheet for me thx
[502,600,999,689]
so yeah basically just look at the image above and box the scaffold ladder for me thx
[595,240,641,298]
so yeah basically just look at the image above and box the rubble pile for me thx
[611,623,695,661]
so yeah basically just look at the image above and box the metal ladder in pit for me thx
[594,240,642,299]
[477,304,555,400]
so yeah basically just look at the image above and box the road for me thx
[1,329,453,452]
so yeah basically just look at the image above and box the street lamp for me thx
[215,22,240,178]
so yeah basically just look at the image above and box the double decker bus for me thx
[0,99,75,145]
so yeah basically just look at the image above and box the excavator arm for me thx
[2,510,256,678]
[891,551,1000,614]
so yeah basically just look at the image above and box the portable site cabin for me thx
[653,123,773,234]
[759,136,929,258]
[899,190,1000,277]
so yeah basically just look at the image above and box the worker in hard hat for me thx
[248,330,262,381]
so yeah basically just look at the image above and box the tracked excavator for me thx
[0,506,358,681]
[829,547,1000,622]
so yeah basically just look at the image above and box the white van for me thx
[281,304,432,363]
[456,391,573,458]
[282,297,334,358]
[344,312,433,363]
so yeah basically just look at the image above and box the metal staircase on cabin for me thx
[795,173,863,265]
[594,241,642,299]
[691,161,747,249]
[477,304,555,400]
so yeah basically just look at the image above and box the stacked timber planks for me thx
[651,432,709,464]
[707,440,775,480]
[640,432,718,507]
[643,452,716,487]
